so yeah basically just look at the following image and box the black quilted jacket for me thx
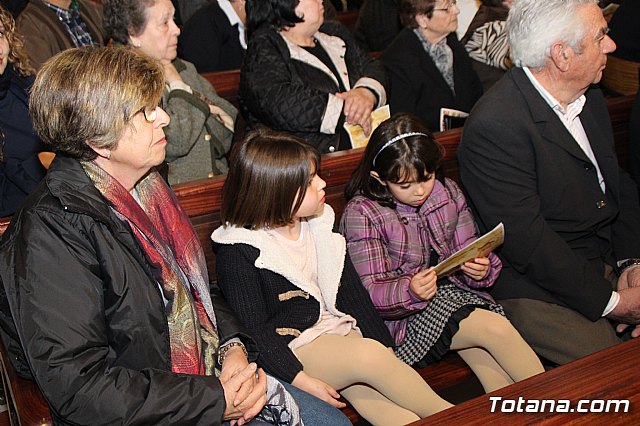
[240,21,387,153]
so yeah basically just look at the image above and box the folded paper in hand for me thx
[433,223,504,276]
[344,105,391,148]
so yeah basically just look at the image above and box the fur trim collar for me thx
[212,205,347,316]
[279,31,351,91]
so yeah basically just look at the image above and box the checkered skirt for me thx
[395,280,505,366]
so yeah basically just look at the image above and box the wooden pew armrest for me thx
[0,338,52,426]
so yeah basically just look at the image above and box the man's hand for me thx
[617,265,640,291]
[336,88,376,135]
[409,268,438,301]
[608,286,640,324]
[609,266,640,338]
[461,257,491,281]
[292,371,346,409]
[616,323,640,338]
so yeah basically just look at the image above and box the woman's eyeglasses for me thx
[137,98,164,123]
[434,0,457,12]
[140,107,158,123]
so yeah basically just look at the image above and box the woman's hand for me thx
[220,346,255,407]
[409,268,438,301]
[209,104,235,132]
[221,360,267,425]
[163,62,183,84]
[461,257,490,281]
[336,88,376,135]
[292,371,346,409]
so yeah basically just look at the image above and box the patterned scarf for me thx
[81,161,219,376]
[81,162,304,425]
[414,28,455,95]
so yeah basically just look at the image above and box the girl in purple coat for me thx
[340,113,543,392]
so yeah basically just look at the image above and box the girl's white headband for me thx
[372,132,429,167]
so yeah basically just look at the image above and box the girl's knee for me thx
[461,309,518,344]
[482,312,520,342]
[353,338,396,369]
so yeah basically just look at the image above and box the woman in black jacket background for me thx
[381,0,482,132]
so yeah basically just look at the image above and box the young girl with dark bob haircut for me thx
[340,113,544,393]
[212,129,454,426]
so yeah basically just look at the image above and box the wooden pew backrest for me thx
[172,127,465,284]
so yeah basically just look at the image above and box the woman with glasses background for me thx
[381,0,482,132]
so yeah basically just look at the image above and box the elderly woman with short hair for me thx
[104,0,237,185]
[381,0,482,131]
[240,0,387,154]
[0,46,311,425]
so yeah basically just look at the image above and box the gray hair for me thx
[507,0,597,69]
[103,0,156,45]
[30,47,164,160]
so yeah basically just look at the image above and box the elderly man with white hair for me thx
[459,0,640,365]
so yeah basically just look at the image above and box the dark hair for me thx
[246,0,303,36]
[103,0,156,45]
[345,113,444,208]
[399,0,437,28]
[221,128,321,229]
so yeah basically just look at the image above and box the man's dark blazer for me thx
[459,67,640,321]
[381,28,482,132]
[178,1,245,73]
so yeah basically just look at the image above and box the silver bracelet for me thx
[217,341,248,366]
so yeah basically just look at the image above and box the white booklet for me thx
[439,107,469,132]
[433,222,505,276]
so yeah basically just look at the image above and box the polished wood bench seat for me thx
[410,337,640,426]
